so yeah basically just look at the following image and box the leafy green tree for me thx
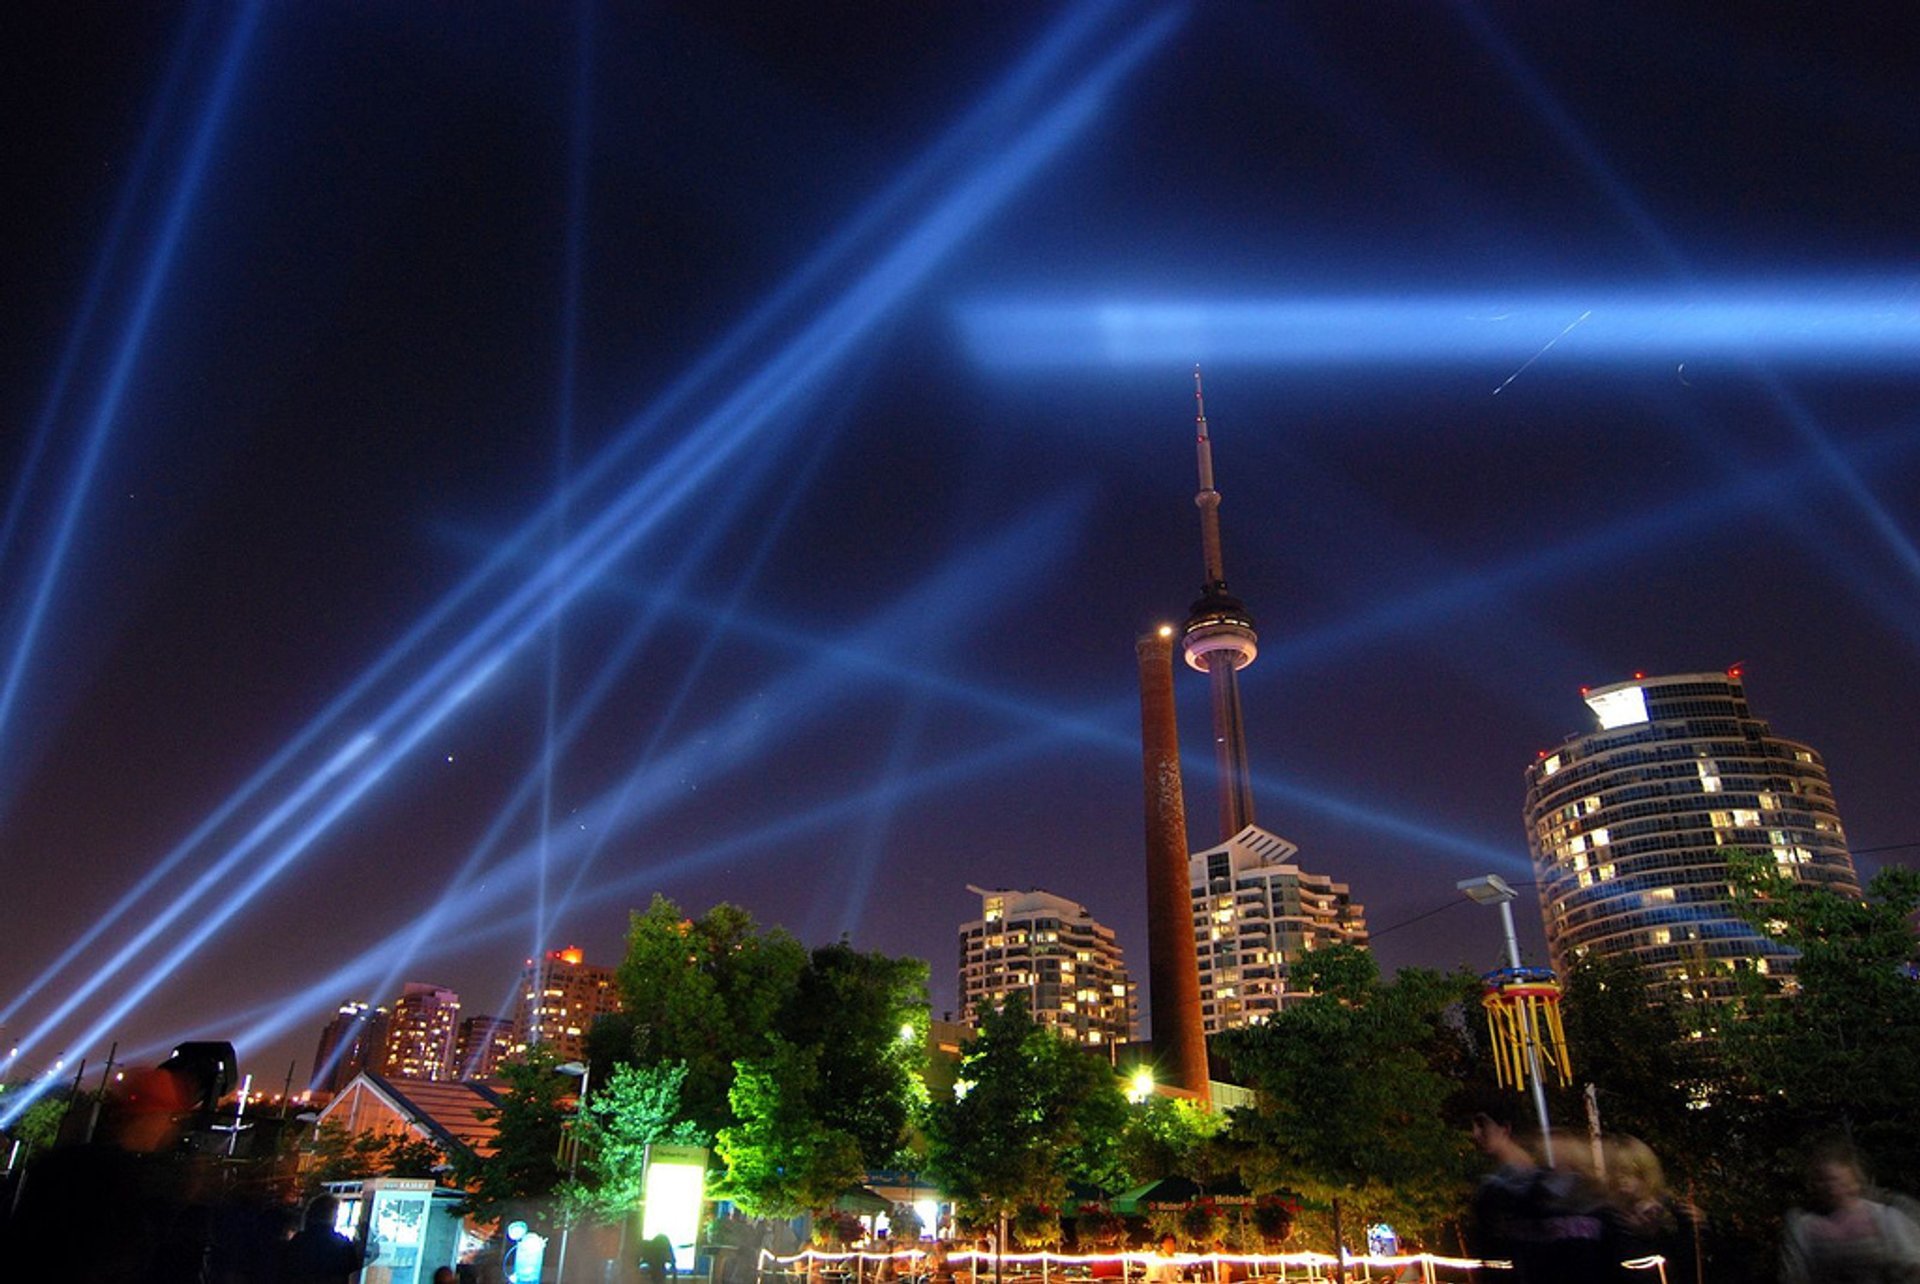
[777,941,930,1168]
[924,994,1128,1231]
[14,1096,67,1151]
[1219,946,1479,1241]
[1116,1094,1226,1186]
[718,1038,867,1219]
[1724,852,1920,1162]
[717,941,931,1218]
[1560,953,1709,1158]
[449,1053,570,1219]
[564,1061,707,1215]
[612,896,808,1135]
[300,1123,446,1192]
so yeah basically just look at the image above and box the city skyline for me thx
[3,3,1917,1094]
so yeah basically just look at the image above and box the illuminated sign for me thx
[1584,685,1649,730]
[641,1144,710,1273]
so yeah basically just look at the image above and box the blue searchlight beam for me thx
[954,282,1920,370]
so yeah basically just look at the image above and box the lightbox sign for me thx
[641,1144,709,1273]
[1584,684,1649,730]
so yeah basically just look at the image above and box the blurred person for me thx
[280,1195,362,1284]
[1597,1136,1698,1283]
[1467,1103,1606,1283]
[1781,1139,1920,1284]
[1147,1233,1183,1284]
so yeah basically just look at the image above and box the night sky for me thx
[4,1,1917,1093]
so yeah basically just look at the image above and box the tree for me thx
[1559,952,1711,1164]
[1723,852,1920,1161]
[1218,946,1480,1241]
[718,1039,867,1219]
[304,1122,445,1188]
[563,1061,708,1216]
[1116,1094,1226,1187]
[776,941,930,1169]
[6,1096,67,1152]
[611,896,808,1135]
[924,994,1127,1232]
[449,1053,571,1220]
[718,941,931,1218]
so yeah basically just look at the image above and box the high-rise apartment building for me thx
[512,946,622,1065]
[311,1000,389,1094]
[957,885,1136,1048]
[1524,671,1862,1000]
[454,1014,517,1080]
[382,983,461,1081]
[1189,824,1370,1032]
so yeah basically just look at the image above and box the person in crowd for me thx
[1146,1233,1184,1284]
[1467,1103,1607,1283]
[1780,1138,1920,1284]
[1596,1135,1698,1283]
[280,1195,363,1284]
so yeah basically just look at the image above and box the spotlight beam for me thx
[953,284,1920,369]
[0,2,264,767]
[0,0,1161,1034]
[2,6,1185,1111]
[0,4,211,581]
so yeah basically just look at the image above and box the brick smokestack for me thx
[1137,626,1210,1099]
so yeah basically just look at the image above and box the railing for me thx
[757,1247,1667,1283]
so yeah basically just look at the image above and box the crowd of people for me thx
[1468,1100,1920,1283]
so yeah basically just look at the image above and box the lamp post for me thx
[1456,875,1554,1165]
[554,1060,592,1284]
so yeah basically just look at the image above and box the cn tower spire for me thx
[1180,368,1259,841]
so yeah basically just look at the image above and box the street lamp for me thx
[554,1060,592,1284]
[1125,1067,1155,1104]
[1456,875,1554,1164]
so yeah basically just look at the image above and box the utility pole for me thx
[84,1043,118,1144]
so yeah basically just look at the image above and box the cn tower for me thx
[1181,369,1259,842]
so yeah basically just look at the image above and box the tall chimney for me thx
[1137,626,1210,1099]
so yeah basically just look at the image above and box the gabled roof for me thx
[315,1071,507,1158]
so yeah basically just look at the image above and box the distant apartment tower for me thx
[454,1014,516,1080]
[958,886,1136,1048]
[311,1001,389,1094]
[1524,671,1862,1001]
[513,946,622,1065]
[1189,824,1370,1032]
[382,983,461,1081]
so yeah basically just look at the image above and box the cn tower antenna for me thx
[1179,370,1260,841]
[1194,366,1222,583]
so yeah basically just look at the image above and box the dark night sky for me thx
[3,1,1917,1091]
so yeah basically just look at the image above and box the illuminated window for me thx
[1543,755,1562,776]
[1590,827,1610,846]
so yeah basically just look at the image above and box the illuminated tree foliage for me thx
[563,1061,708,1216]
[718,944,929,1217]
[1218,946,1479,1240]
[776,941,930,1167]
[924,993,1128,1230]
[1117,1094,1226,1186]
[611,896,808,1135]
[719,1039,867,1219]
